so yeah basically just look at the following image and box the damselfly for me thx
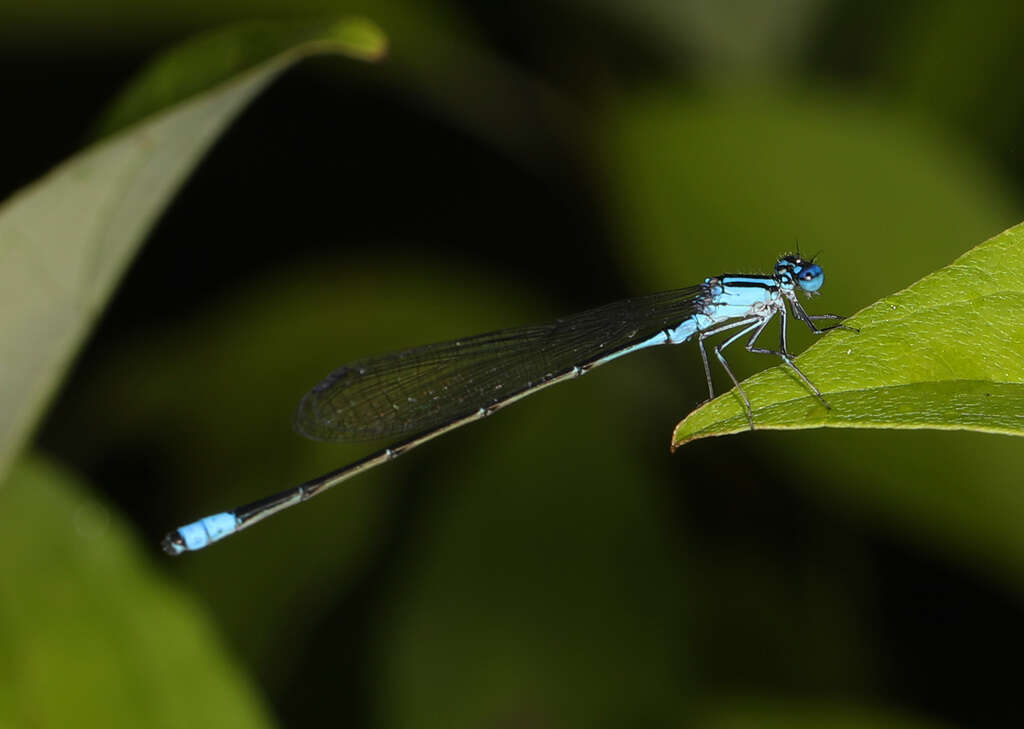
[163,254,854,555]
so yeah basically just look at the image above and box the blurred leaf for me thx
[0,17,386,481]
[0,454,272,729]
[603,87,1017,300]
[582,0,830,71]
[95,17,386,136]
[675,221,1024,444]
[0,0,567,174]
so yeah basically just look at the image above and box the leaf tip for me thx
[671,411,748,449]
[327,18,389,62]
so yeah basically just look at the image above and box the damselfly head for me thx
[776,254,824,293]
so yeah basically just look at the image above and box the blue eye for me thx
[796,263,824,292]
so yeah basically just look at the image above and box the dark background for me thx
[4,1,1024,727]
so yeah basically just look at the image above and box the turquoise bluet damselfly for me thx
[163,254,854,554]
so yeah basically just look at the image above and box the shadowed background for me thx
[3,1,1024,727]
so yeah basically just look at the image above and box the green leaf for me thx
[0,454,273,729]
[600,87,1024,592]
[94,18,387,137]
[0,17,386,481]
[674,220,1024,445]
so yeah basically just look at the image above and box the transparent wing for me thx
[294,286,707,442]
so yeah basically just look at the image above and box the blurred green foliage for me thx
[2,1,1024,728]
[0,456,272,728]
[0,17,386,478]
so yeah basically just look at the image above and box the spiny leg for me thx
[807,316,858,335]
[712,318,771,429]
[697,317,762,402]
[746,304,831,409]
[790,302,858,335]
[698,334,714,401]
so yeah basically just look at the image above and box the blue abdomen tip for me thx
[174,512,238,552]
